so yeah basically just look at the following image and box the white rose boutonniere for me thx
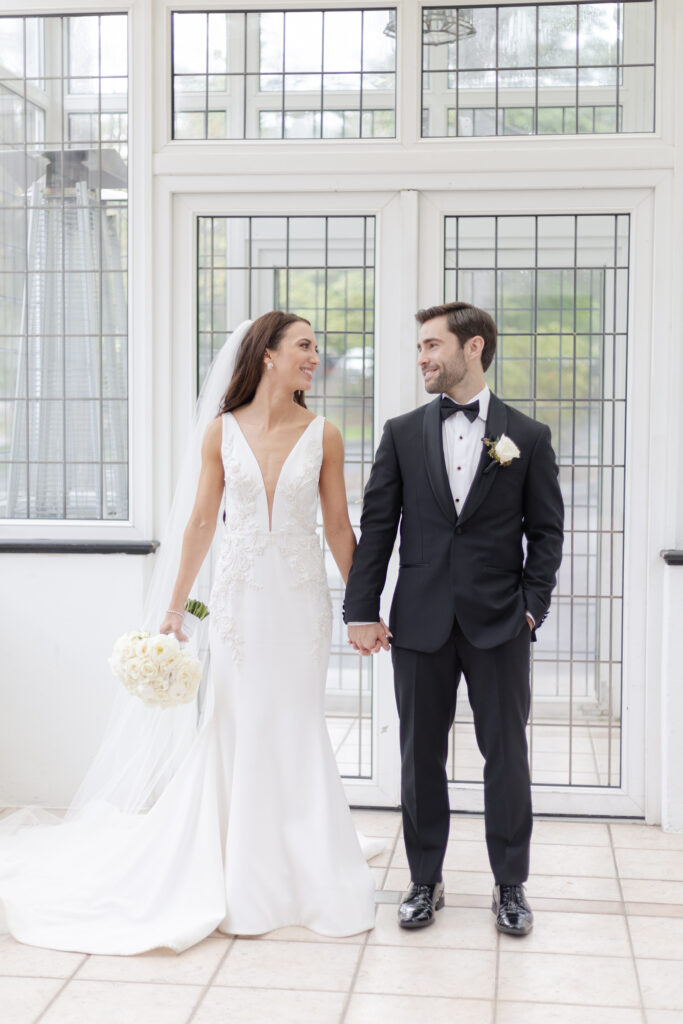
[483,433,521,467]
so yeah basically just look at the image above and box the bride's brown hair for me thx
[218,311,312,415]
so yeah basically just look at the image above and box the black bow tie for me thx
[440,397,480,423]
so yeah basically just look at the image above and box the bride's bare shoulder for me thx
[202,416,223,453]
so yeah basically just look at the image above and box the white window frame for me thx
[0,0,153,541]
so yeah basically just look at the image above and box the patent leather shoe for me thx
[492,883,533,936]
[398,880,445,929]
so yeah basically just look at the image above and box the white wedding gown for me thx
[0,412,379,954]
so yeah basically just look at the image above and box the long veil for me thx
[5,321,252,825]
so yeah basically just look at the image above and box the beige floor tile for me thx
[368,904,496,951]
[628,915,683,960]
[75,936,227,985]
[346,992,493,1024]
[504,910,631,957]
[370,865,387,885]
[389,844,410,868]
[616,848,683,882]
[0,937,85,978]
[621,879,683,905]
[498,950,640,1007]
[214,938,361,991]
[383,866,412,891]
[531,820,610,847]
[526,873,622,902]
[627,902,683,919]
[0,977,64,1024]
[350,810,402,838]
[385,867,496,898]
[448,816,486,842]
[355,945,496,999]
[496,1002,643,1023]
[388,871,622,904]
[364,839,393,868]
[443,840,492,873]
[530,842,616,878]
[612,825,683,851]
[41,979,202,1024]
[243,924,363,944]
[637,959,683,1010]
[192,986,346,1024]
[645,1011,683,1023]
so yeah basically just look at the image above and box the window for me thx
[197,214,375,776]
[0,14,128,519]
[445,213,628,786]
[422,2,655,137]
[172,8,396,140]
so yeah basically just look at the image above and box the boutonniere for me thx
[483,434,521,467]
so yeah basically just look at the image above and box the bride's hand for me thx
[159,612,188,642]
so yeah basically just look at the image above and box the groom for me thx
[345,302,564,936]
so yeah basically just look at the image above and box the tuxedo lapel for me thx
[457,392,508,527]
[423,396,456,524]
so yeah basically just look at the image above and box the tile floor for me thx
[2,809,683,1024]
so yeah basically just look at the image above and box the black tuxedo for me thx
[345,392,564,885]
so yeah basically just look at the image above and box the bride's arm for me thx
[319,421,357,584]
[159,417,225,638]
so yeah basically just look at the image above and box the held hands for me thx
[159,611,188,643]
[347,618,392,656]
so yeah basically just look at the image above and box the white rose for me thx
[149,633,180,667]
[137,656,158,681]
[494,434,521,465]
[167,656,201,705]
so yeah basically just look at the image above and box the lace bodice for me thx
[209,413,330,657]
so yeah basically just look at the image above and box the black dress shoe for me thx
[492,883,533,936]
[398,881,445,929]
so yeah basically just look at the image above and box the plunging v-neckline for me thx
[228,412,320,531]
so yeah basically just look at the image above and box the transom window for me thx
[422,2,656,137]
[172,8,396,140]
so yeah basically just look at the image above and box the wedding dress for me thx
[0,327,380,955]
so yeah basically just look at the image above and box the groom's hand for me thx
[347,620,392,655]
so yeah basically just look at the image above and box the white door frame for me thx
[162,179,664,817]
[418,186,656,817]
[164,186,412,807]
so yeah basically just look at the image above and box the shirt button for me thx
[457,466,461,471]
[459,436,463,440]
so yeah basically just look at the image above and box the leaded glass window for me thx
[422,2,655,137]
[0,14,128,520]
[172,8,396,140]
[197,214,375,777]
[445,213,628,787]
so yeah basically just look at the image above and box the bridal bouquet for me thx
[109,600,208,709]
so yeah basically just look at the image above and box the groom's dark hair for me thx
[415,301,497,372]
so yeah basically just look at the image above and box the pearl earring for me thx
[266,362,274,370]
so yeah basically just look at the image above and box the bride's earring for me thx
[266,362,274,370]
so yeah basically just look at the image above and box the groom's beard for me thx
[423,364,464,394]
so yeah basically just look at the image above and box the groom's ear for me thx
[465,335,485,362]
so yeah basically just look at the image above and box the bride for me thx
[0,312,383,954]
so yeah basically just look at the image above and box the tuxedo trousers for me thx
[392,617,532,886]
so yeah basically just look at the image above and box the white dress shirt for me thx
[441,384,490,514]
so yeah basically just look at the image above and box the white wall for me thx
[0,554,148,807]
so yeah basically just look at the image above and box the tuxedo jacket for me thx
[344,392,565,652]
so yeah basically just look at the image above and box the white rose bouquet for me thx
[109,599,208,709]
